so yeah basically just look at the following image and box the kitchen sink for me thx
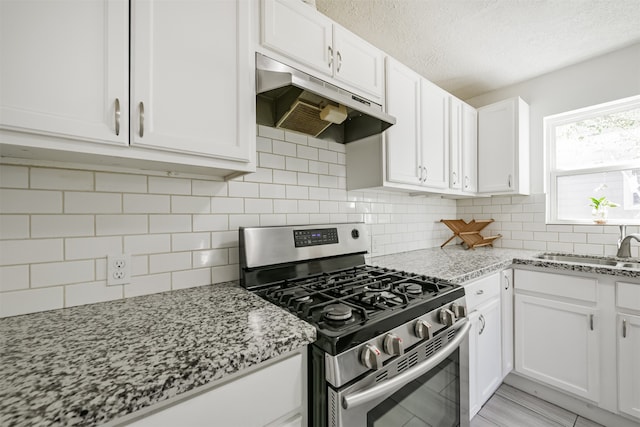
[535,254,640,269]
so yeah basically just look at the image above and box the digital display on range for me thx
[293,228,339,247]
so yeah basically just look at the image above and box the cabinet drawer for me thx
[514,269,596,302]
[464,273,500,310]
[616,282,640,311]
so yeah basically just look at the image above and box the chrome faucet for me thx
[617,225,640,257]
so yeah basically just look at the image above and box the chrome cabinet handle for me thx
[423,166,427,182]
[418,165,423,182]
[328,46,333,68]
[623,319,627,338]
[476,289,484,295]
[464,175,470,189]
[114,98,121,136]
[479,314,486,335]
[589,314,594,331]
[504,272,510,290]
[452,171,457,185]
[342,319,471,410]
[508,174,512,188]
[139,102,144,138]
[337,51,342,72]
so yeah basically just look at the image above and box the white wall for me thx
[0,126,456,317]
[467,43,640,194]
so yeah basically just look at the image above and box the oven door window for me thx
[367,349,460,427]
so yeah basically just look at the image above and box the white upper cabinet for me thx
[478,97,530,195]
[385,58,421,186]
[462,103,478,193]
[261,0,384,100]
[0,0,129,145]
[0,0,255,177]
[450,97,477,193]
[131,0,253,162]
[420,79,450,189]
[261,0,333,74]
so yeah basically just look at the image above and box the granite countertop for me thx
[371,245,640,283]
[0,283,316,427]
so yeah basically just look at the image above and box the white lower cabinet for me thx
[617,313,640,420]
[464,272,502,419]
[125,352,304,427]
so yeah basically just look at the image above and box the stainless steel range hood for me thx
[256,53,395,143]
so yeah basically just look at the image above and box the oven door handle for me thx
[342,318,470,410]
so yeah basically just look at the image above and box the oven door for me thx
[332,319,470,427]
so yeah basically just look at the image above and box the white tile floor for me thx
[471,384,604,427]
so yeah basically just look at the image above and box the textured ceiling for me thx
[315,0,640,100]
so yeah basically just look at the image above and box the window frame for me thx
[545,94,640,225]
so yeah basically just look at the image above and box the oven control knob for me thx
[451,303,466,318]
[383,333,404,356]
[361,344,383,370]
[440,308,456,327]
[414,319,433,340]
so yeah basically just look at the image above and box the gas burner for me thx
[362,290,403,306]
[403,283,423,295]
[363,283,392,292]
[324,303,353,321]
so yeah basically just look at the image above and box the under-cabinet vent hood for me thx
[256,54,395,143]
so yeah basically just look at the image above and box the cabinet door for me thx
[467,310,480,418]
[332,25,384,100]
[131,0,253,161]
[515,294,599,401]
[420,80,449,189]
[618,314,640,420]
[476,298,503,406]
[501,269,514,379]
[0,0,128,145]
[385,58,421,186]
[262,0,332,75]
[478,98,516,193]
[449,97,462,190]
[461,103,478,193]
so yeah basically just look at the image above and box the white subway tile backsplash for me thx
[244,199,273,214]
[0,239,63,266]
[273,170,297,185]
[123,194,170,213]
[259,153,285,169]
[308,160,329,175]
[31,168,93,191]
[192,180,227,197]
[211,198,244,214]
[0,265,29,292]
[0,165,28,188]
[327,141,346,153]
[193,215,228,232]
[286,157,308,172]
[286,185,309,200]
[0,215,29,239]
[318,149,338,164]
[285,131,308,145]
[124,273,171,298]
[124,234,170,255]
[30,215,95,238]
[329,164,346,177]
[273,140,297,157]
[258,124,284,140]
[172,233,210,251]
[298,200,320,213]
[297,145,318,160]
[171,196,210,214]
[149,215,191,233]
[259,183,286,199]
[95,172,147,193]
[149,252,191,273]
[65,281,122,308]
[172,268,211,290]
[319,175,338,188]
[0,286,63,317]
[96,215,147,236]
[65,192,121,214]
[148,177,191,195]
[131,255,148,276]
[228,181,259,198]
[243,167,273,184]
[211,264,238,283]
[211,231,237,249]
[0,189,62,213]
[193,249,227,268]
[31,260,94,287]
[66,236,122,260]
[298,173,319,187]
[256,136,272,153]
[259,214,287,226]
[229,214,260,230]
[287,214,310,224]
[308,137,328,149]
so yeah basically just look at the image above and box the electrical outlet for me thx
[107,254,131,286]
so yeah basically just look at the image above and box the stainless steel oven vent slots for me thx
[397,357,409,373]
[329,388,338,427]
[448,329,457,340]
[375,371,388,383]
[408,352,419,368]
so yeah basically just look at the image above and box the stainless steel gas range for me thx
[239,223,470,427]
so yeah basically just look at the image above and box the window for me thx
[545,95,640,225]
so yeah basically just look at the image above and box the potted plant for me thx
[589,196,618,224]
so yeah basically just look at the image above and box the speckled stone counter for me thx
[0,283,316,427]
[371,245,640,283]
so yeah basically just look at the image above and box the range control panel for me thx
[294,228,339,247]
